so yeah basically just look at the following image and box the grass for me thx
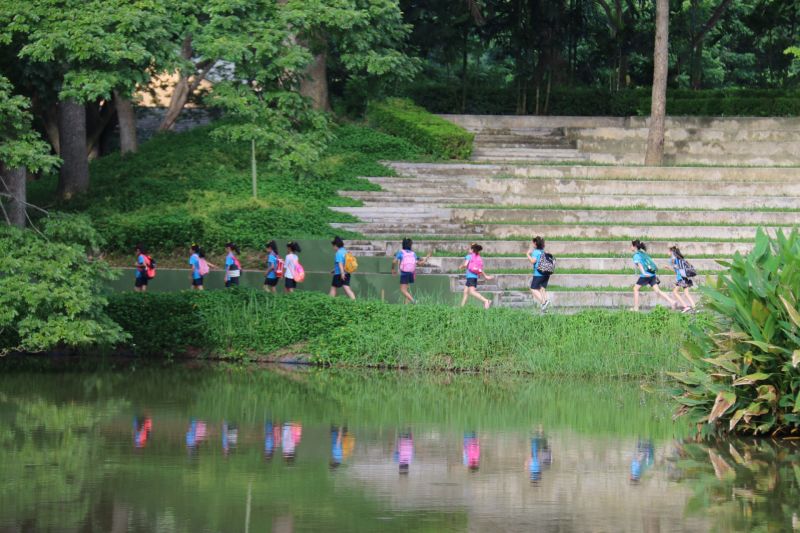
[106,289,698,377]
[28,122,427,255]
[479,220,796,227]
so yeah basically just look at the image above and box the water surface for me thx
[0,365,796,532]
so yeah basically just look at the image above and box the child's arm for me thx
[416,253,432,265]
[527,250,537,264]
[391,256,399,275]
[482,270,494,281]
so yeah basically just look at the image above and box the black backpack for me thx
[679,258,697,278]
[537,252,556,275]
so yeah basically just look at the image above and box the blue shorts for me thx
[264,277,279,287]
[285,278,297,289]
[135,276,149,287]
[636,276,659,287]
[530,275,550,290]
[225,277,240,288]
[465,278,478,288]
[400,272,415,285]
[332,273,351,288]
[192,277,204,287]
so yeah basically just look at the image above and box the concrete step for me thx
[451,273,708,291]
[450,208,800,226]
[481,223,786,240]
[571,127,800,144]
[333,206,453,221]
[370,239,752,257]
[584,151,799,166]
[339,191,492,205]
[474,141,575,149]
[385,162,800,182]
[428,256,726,273]
[493,290,682,310]
[449,195,800,210]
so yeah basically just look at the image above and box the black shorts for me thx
[135,276,149,287]
[530,275,550,290]
[192,277,204,287]
[399,272,415,285]
[465,277,478,288]
[636,276,660,287]
[285,278,297,289]
[332,273,351,288]
[225,277,240,288]
[675,278,693,289]
[264,277,279,287]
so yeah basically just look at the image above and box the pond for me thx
[0,364,797,532]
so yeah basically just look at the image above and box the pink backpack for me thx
[198,257,210,276]
[467,254,484,275]
[399,250,417,273]
[294,262,306,282]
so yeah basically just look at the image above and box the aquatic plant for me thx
[670,229,800,437]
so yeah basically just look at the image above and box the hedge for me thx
[366,98,474,159]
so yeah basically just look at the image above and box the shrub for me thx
[671,229,800,437]
[366,98,474,159]
[0,216,126,355]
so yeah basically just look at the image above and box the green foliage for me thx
[671,229,800,437]
[366,98,474,159]
[28,123,421,254]
[0,75,58,172]
[0,216,126,355]
[107,289,692,376]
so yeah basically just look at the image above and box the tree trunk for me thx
[2,165,27,227]
[645,0,670,166]
[159,36,216,132]
[115,91,138,155]
[300,44,331,112]
[690,40,703,89]
[57,99,90,200]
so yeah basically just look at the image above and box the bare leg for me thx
[400,284,414,304]
[530,288,545,304]
[329,286,337,297]
[632,284,640,311]
[469,287,491,309]
[684,288,696,308]
[672,287,688,309]
[343,285,356,300]
[461,286,469,307]
[652,285,676,308]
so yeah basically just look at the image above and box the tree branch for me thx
[692,0,734,48]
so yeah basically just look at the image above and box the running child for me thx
[329,236,356,300]
[527,236,552,313]
[224,242,242,288]
[134,244,151,292]
[264,241,280,293]
[460,243,494,309]
[189,244,215,290]
[284,241,302,293]
[391,238,431,304]
[631,240,676,312]
[667,245,696,313]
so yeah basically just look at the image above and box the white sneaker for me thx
[541,299,551,312]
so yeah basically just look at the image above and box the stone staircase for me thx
[335,116,800,311]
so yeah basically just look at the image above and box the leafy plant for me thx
[366,97,474,159]
[670,228,800,437]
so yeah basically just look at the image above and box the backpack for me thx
[145,256,156,279]
[275,255,285,278]
[536,252,556,275]
[231,256,242,270]
[198,257,210,276]
[399,250,417,273]
[638,251,658,274]
[679,258,697,278]
[344,252,358,274]
[294,261,306,283]
[467,254,484,275]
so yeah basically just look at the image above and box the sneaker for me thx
[541,299,551,312]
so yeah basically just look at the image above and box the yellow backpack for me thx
[344,252,358,274]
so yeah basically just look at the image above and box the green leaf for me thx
[709,391,736,423]
[733,373,771,386]
[780,296,800,328]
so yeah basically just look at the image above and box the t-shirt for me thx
[633,252,654,278]
[266,253,278,279]
[225,253,240,280]
[672,257,683,281]
[334,248,347,275]
[285,253,298,280]
[464,254,479,279]
[395,249,417,273]
[530,249,544,277]
[136,254,147,278]
[189,253,201,279]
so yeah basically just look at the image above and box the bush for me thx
[0,216,126,355]
[671,229,800,437]
[366,98,474,159]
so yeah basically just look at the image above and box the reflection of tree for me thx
[0,393,125,531]
[669,439,800,532]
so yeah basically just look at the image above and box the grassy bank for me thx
[29,123,424,255]
[107,290,699,377]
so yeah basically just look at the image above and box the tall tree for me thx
[0,75,58,226]
[645,0,670,166]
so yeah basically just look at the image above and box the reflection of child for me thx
[264,422,281,461]
[630,439,655,483]
[463,432,480,472]
[525,429,552,483]
[282,422,302,463]
[186,419,207,449]
[394,431,414,475]
[133,416,152,449]
[222,421,238,455]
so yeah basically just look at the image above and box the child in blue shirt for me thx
[527,236,552,312]
[224,242,241,288]
[134,244,150,292]
[329,236,356,300]
[264,240,280,293]
[667,245,696,313]
[459,243,494,309]
[391,238,431,304]
[188,244,215,290]
[631,240,676,312]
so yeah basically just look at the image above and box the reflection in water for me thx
[186,418,208,453]
[463,432,480,472]
[265,421,280,461]
[222,420,238,455]
[671,439,800,532]
[630,438,655,483]
[133,416,152,448]
[525,427,552,483]
[330,425,355,469]
[394,430,414,475]
[282,422,302,464]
